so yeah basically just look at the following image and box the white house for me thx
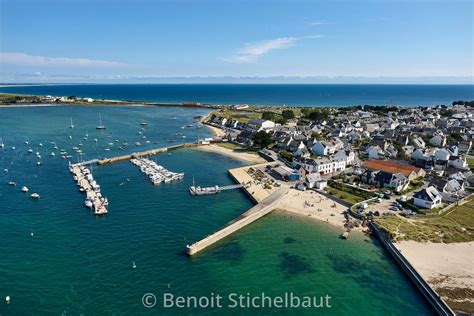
[294,145,310,158]
[311,139,343,156]
[367,145,384,159]
[412,137,426,149]
[293,156,347,175]
[247,119,275,131]
[334,149,355,166]
[304,173,322,189]
[389,173,410,192]
[430,178,465,201]
[413,186,442,209]
[411,148,430,161]
[434,149,450,161]
[213,117,228,126]
[429,135,446,147]
[449,157,469,170]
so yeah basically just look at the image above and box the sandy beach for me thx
[205,124,227,138]
[227,162,351,229]
[396,240,474,312]
[196,144,266,164]
[279,189,349,229]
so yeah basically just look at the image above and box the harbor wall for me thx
[187,187,288,256]
[96,143,200,165]
[369,222,455,316]
[227,169,259,204]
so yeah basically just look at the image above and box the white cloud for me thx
[222,35,323,64]
[309,20,327,26]
[0,52,125,68]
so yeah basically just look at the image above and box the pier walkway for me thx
[70,165,108,215]
[186,187,289,255]
[73,159,98,167]
[96,143,200,165]
[218,184,245,191]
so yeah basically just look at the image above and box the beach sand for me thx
[196,144,266,164]
[205,124,227,138]
[396,240,474,312]
[279,189,348,229]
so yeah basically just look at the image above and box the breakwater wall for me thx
[227,169,259,204]
[370,222,455,316]
[96,143,200,165]
[186,187,288,256]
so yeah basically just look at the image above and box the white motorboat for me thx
[21,186,29,193]
[30,193,40,199]
[36,161,41,166]
[8,181,16,186]
[70,118,74,129]
[50,152,55,157]
[85,199,93,208]
[28,148,33,153]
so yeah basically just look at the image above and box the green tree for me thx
[252,131,273,148]
[261,111,277,121]
[279,150,294,162]
[281,109,295,120]
[311,132,324,140]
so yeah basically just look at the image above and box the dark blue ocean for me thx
[1,83,473,106]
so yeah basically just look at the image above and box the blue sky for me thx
[0,0,472,83]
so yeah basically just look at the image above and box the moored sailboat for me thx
[96,113,106,130]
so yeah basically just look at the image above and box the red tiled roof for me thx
[362,160,422,177]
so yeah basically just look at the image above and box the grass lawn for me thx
[216,142,244,151]
[218,109,262,123]
[326,187,366,205]
[467,157,474,170]
[375,196,474,243]
[216,142,260,153]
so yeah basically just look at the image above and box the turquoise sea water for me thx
[1,83,473,106]
[0,105,434,315]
